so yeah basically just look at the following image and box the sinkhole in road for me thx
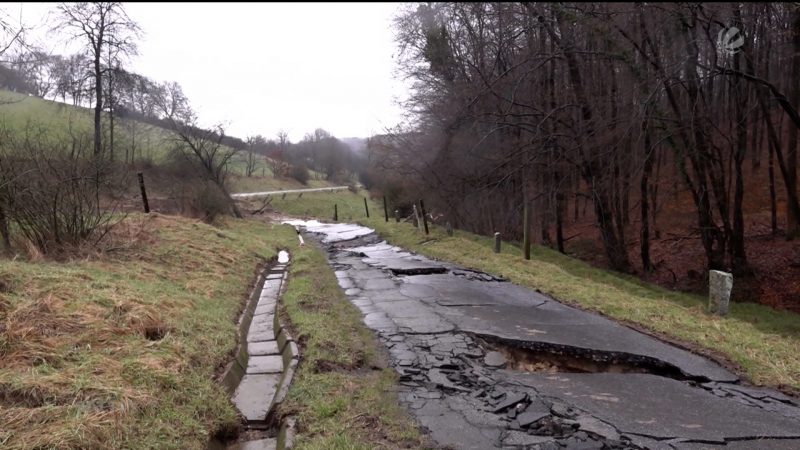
[475,334,692,380]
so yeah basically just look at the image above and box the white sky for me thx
[3,2,410,142]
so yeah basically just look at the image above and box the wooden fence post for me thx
[523,202,531,260]
[419,199,429,235]
[137,172,150,213]
[333,204,338,221]
[383,196,389,222]
[364,197,370,218]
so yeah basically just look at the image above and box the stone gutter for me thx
[211,250,299,450]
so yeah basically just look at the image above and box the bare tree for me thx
[243,136,259,177]
[54,2,140,158]
[157,90,242,218]
[385,2,800,278]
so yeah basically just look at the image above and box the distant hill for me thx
[340,137,367,153]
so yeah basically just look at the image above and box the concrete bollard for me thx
[394,209,400,223]
[446,221,453,236]
[709,270,733,316]
[494,232,501,253]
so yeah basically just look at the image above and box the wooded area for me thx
[361,3,800,308]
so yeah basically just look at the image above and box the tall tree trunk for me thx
[109,101,115,162]
[546,6,631,271]
[651,145,662,239]
[554,171,565,254]
[731,7,749,274]
[787,8,800,239]
[682,13,727,270]
[760,96,800,232]
[93,51,103,158]
[641,120,653,272]
[769,133,778,235]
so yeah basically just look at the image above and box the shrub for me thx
[161,148,235,222]
[289,163,309,185]
[189,181,232,223]
[0,127,122,254]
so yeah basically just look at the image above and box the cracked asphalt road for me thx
[288,220,800,450]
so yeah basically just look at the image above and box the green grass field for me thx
[0,90,173,163]
[264,190,800,392]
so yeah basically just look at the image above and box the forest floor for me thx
[561,166,800,313]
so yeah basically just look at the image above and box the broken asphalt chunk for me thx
[484,351,507,368]
[492,392,528,413]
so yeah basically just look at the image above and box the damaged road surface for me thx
[286,220,800,450]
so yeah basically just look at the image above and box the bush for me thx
[0,127,122,254]
[289,163,309,185]
[161,148,236,222]
[189,181,232,223]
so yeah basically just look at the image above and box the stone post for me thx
[394,209,400,223]
[494,232,501,253]
[412,204,420,228]
[709,270,733,316]
[446,221,453,236]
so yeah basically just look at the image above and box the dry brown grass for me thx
[0,213,297,449]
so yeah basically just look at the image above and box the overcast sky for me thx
[4,2,410,141]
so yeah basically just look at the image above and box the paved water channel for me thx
[286,220,800,450]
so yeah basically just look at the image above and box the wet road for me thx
[231,186,348,198]
[289,220,800,450]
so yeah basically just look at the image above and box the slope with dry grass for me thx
[0,213,298,449]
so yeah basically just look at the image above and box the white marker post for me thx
[709,270,733,316]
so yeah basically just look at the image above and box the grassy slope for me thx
[0,214,297,449]
[278,242,423,449]
[267,190,800,391]
[0,90,172,163]
[261,189,367,220]
[0,90,332,193]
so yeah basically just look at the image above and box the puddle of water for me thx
[278,250,289,264]
[282,219,375,243]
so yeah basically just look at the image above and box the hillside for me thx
[0,90,332,195]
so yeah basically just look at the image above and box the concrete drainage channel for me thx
[210,250,299,450]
